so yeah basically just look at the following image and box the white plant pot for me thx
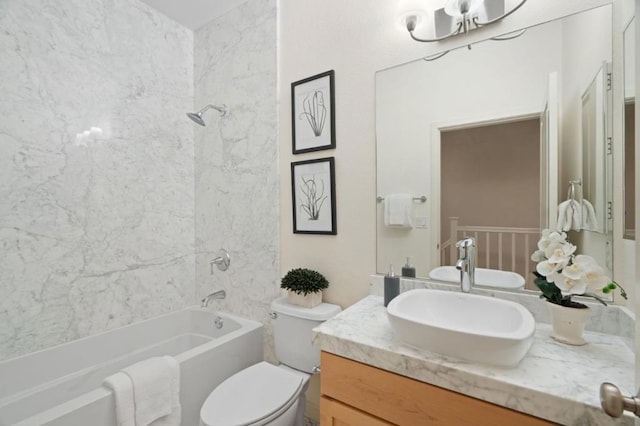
[287,291,322,308]
[546,302,589,346]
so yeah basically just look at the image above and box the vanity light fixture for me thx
[403,0,528,43]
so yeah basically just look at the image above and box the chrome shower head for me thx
[187,111,206,126]
[186,104,227,127]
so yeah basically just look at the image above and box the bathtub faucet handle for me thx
[210,249,230,274]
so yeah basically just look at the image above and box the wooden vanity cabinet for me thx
[319,351,555,426]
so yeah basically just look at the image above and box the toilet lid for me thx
[201,362,304,426]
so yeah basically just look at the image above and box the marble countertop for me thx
[313,295,634,426]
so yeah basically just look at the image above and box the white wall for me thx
[279,0,613,310]
[0,0,194,361]
[280,3,623,419]
[194,0,279,361]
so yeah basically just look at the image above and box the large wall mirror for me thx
[376,5,614,291]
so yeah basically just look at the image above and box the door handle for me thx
[600,382,640,418]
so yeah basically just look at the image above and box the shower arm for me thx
[201,104,227,116]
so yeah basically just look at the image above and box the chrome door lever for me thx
[600,382,640,418]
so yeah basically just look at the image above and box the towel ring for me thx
[567,180,582,202]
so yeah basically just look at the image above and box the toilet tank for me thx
[271,297,341,373]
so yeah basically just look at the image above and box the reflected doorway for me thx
[439,118,541,289]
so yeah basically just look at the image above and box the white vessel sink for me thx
[386,289,535,367]
[429,266,525,290]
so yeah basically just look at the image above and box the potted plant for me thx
[281,268,329,308]
[531,229,627,345]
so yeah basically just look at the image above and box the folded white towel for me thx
[148,356,181,426]
[104,372,135,426]
[581,199,598,231]
[104,356,181,426]
[121,356,181,426]
[384,193,413,228]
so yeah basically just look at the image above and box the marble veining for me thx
[0,0,195,360]
[194,0,280,362]
[313,295,634,425]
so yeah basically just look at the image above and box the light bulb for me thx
[396,0,432,32]
[443,0,484,17]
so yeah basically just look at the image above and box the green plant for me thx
[281,268,329,295]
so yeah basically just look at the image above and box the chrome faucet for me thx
[455,237,476,293]
[201,289,226,307]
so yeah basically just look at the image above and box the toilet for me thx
[200,296,341,426]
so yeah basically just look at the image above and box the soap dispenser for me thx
[384,264,400,307]
[401,257,416,278]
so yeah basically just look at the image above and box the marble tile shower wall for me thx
[194,0,280,361]
[0,0,195,360]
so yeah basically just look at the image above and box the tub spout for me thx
[201,290,226,307]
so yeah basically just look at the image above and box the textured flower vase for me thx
[287,291,322,308]
[547,302,589,346]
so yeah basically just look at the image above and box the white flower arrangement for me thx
[531,229,626,308]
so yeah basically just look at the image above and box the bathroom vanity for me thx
[313,295,634,425]
[320,352,550,425]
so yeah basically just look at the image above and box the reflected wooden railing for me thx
[440,217,541,289]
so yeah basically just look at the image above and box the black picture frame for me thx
[291,157,337,235]
[291,70,336,154]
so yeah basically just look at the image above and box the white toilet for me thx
[200,296,341,426]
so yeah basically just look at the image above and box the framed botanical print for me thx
[291,157,336,234]
[291,70,336,154]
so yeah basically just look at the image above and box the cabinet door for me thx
[321,352,554,425]
[320,396,393,426]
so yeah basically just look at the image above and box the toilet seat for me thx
[200,362,305,426]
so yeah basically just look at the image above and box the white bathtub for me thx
[0,308,263,426]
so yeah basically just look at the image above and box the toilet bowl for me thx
[200,362,309,426]
[200,297,341,426]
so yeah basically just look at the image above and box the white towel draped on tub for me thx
[384,193,413,228]
[104,371,135,426]
[104,356,181,426]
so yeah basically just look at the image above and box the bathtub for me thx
[0,308,263,426]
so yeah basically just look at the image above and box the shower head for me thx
[187,111,206,126]
[186,104,227,127]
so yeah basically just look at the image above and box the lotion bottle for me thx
[401,257,416,278]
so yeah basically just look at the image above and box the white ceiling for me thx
[139,0,249,30]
